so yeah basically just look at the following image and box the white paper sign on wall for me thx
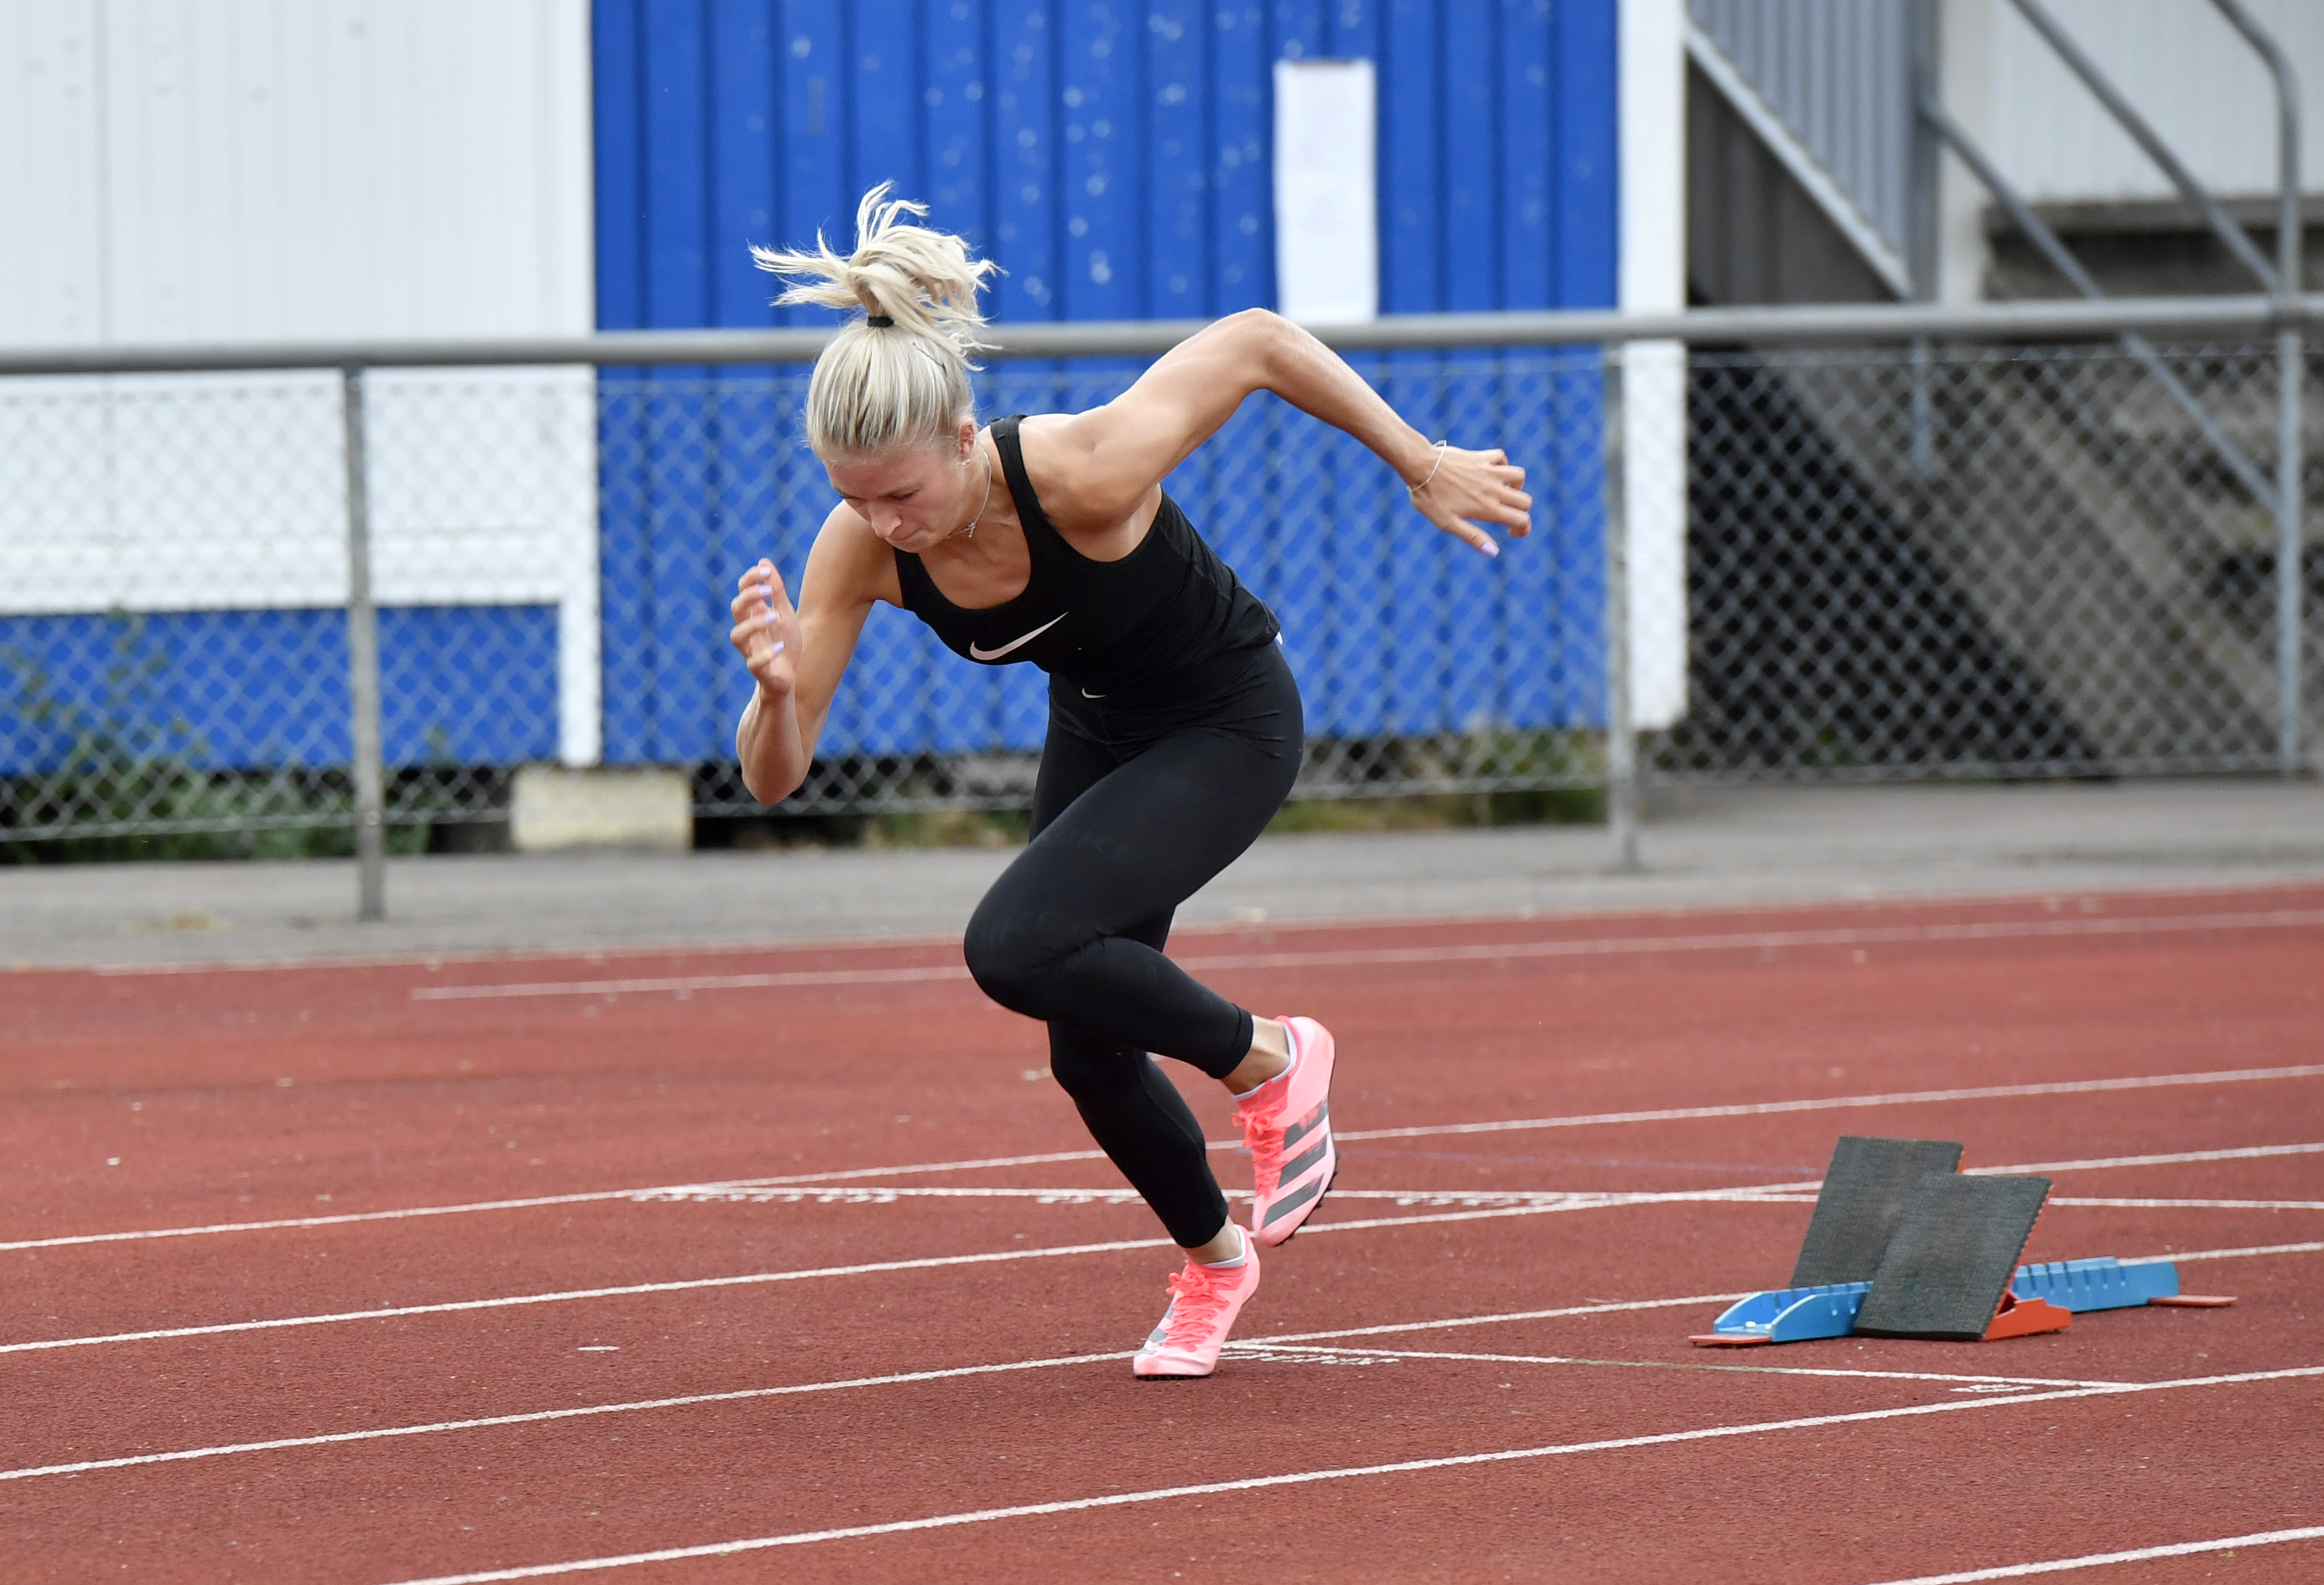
[1273,58,1379,323]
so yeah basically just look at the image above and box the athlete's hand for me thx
[730,558,801,699]
[1407,445,1532,557]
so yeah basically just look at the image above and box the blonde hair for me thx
[751,184,999,457]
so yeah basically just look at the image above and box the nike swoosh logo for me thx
[1081,687,1107,699]
[968,611,1068,661]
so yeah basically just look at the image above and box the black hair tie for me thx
[865,314,894,327]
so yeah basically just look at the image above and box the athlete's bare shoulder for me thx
[805,499,905,609]
[1010,412,1162,553]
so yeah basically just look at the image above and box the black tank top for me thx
[892,415,1278,702]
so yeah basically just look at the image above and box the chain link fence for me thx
[1,307,2314,870]
[1665,338,2319,781]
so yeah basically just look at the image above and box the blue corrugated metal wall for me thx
[590,0,1617,768]
[0,607,559,776]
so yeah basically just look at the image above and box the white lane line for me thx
[1255,1239,2324,1346]
[405,905,2324,1001]
[0,1202,1768,1357]
[0,1236,1167,1356]
[1973,1140,2324,1173]
[648,1183,1811,1210]
[1222,1342,2128,1390]
[2138,1239,2324,1263]
[8,1236,2304,1485]
[2051,1197,2324,1210]
[0,1350,1130,1485]
[1330,1065,2324,1144]
[369,1365,2324,1584]
[1856,1526,2324,1584]
[0,1292,1760,1483]
[14,1071,2317,1256]
[16,1208,2311,1363]
[0,1149,1118,1254]
[0,1288,2025,1486]
[412,963,969,1000]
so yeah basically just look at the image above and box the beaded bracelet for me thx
[1408,441,1449,499]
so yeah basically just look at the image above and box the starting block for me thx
[1691,1136,2236,1346]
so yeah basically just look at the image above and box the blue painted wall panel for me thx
[592,0,1619,774]
[0,608,559,777]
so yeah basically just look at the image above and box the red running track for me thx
[4,882,2321,1583]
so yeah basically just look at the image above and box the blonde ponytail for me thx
[751,184,999,457]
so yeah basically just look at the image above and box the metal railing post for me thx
[2212,0,2307,773]
[2279,316,2306,779]
[341,362,387,921]
[1602,347,1640,873]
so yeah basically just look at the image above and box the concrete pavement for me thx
[2,777,2318,970]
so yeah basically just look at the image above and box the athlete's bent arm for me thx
[730,507,885,804]
[1032,308,1533,555]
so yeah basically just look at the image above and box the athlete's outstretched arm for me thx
[729,507,884,803]
[1037,308,1531,555]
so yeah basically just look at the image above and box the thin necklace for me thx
[951,448,993,541]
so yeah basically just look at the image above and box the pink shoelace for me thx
[1234,1085,1288,1199]
[1160,1264,1236,1342]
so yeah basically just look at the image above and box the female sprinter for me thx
[728,187,1530,1378]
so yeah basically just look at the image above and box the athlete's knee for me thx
[962,898,1079,1018]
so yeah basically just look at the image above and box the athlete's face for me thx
[824,433,979,553]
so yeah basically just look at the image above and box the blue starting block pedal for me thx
[1691,1257,2234,1346]
[1689,1281,1871,1346]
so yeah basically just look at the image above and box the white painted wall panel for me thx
[1992,0,2324,202]
[0,2,108,346]
[90,0,590,342]
[0,1,602,763]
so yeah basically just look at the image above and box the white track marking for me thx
[1257,1238,2324,1344]
[0,1204,1762,1355]
[0,1350,1130,1485]
[1222,1342,2128,1390]
[1856,1527,2324,1583]
[2050,1197,2324,1210]
[0,1236,1167,1356]
[0,1294,1757,1483]
[14,1223,2311,1362]
[1330,1065,2324,1144]
[1263,1292,1756,1343]
[2134,1239,2324,1263]
[0,1150,1119,1254]
[368,1366,2324,1584]
[645,1183,1813,1211]
[412,963,972,1000]
[13,1072,2317,1256]
[1975,1140,2324,1173]
[629,1177,2320,1214]
[404,906,2324,1002]
[7,1238,2305,1485]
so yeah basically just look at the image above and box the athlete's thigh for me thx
[1026,723,1171,951]
[1014,720,1298,936]
[1029,718,1120,840]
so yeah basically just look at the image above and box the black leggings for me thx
[962,644,1304,1248]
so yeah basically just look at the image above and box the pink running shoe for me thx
[1235,1015,1339,1247]
[1132,1236,1262,1379]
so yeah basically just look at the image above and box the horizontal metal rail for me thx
[4,296,2323,375]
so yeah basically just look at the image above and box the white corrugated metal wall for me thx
[1688,0,1921,265]
[1991,0,2324,202]
[1,0,592,345]
[0,0,604,763]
